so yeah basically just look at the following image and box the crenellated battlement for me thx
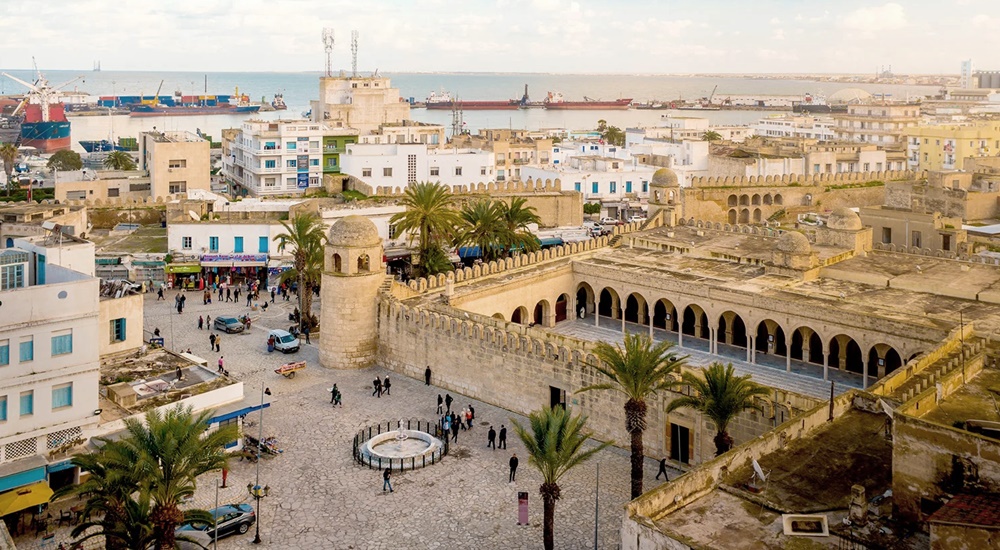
[372,177,566,196]
[689,170,920,189]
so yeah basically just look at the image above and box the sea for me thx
[0,69,942,154]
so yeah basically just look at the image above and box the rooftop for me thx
[927,493,1000,528]
[142,130,205,143]
[919,366,1000,429]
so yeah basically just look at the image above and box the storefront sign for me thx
[201,254,268,264]
[297,172,309,189]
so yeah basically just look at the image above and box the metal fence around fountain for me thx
[352,418,450,471]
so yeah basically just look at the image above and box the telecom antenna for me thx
[322,28,335,77]
[351,30,359,77]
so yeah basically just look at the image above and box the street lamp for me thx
[248,386,271,544]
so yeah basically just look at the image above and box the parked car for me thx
[269,329,300,353]
[628,215,647,224]
[214,316,244,333]
[176,503,256,540]
[599,216,623,226]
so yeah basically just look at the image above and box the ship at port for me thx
[543,91,632,110]
[122,82,261,117]
[1,63,81,153]
[271,93,287,110]
[78,139,132,153]
[424,91,520,110]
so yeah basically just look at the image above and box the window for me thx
[610,182,617,193]
[592,182,598,194]
[19,336,32,362]
[168,159,187,169]
[51,330,73,356]
[107,188,120,198]
[454,167,462,176]
[111,318,126,343]
[209,236,219,253]
[642,181,648,193]
[388,224,399,239]
[309,141,319,149]
[326,158,337,167]
[19,390,32,416]
[383,167,393,177]
[286,142,297,150]
[430,167,439,176]
[52,383,72,410]
[264,178,276,187]
[912,231,922,248]
[310,159,319,166]
[286,160,296,168]
[0,339,7,365]
[234,237,244,253]
[168,181,187,193]
[362,168,372,177]
[259,236,269,253]
[882,227,892,244]
[1,264,24,290]
[182,237,192,250]
[626,181,632,193]
[574,182,581,192]
[813,164,820,173]
[0,396,6,421]
[264,141,276,150]
[264,159,276,169]
[481,167,487,176]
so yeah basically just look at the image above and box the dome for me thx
[650,168,679,188]
[327,215,381,248]
[826,208,863,231]
[776,231,811,255]
[828,88,874,104]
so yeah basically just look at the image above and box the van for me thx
[269,329,300,353]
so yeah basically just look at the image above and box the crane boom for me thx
[708,85,718,105]
[1,72,39,93]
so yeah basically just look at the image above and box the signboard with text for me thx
[297,172,309,189]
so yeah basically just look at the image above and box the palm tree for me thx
[112,405,238,549]
[665,362,770,456]
[577,332,687,499]
[702,130,723,142]
[103,150,137,171]
[0,143,17,196]
[512,406,609,550]
[274,212,327,333]
[278,235,324,327]
[497,197,541,256]
[457,199,504,262]
[389,181,463,276]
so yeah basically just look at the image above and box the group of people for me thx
[372,376,391,397]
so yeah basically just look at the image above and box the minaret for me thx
[319,216,385,369]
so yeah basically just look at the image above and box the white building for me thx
[961,59,975,90]
[833,104,921,145]
[310,74,411,135]
[629,139,709,185]
[753,115,836,140]
[340,143,495,192]
[521,156,656,201]
[0,236,101,496]
[222,119,358,197]
[552,140,630,166]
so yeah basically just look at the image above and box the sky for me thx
[1,0,998,74]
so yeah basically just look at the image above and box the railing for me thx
[352,418,450,471]
[324,146,346,153]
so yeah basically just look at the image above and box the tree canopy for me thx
[47,149,83,171]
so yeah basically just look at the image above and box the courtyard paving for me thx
[14,288,680,549]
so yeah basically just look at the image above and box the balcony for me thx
[324,146,347,154]
[512,158,530,165]
[260,167,282,173]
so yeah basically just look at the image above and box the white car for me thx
[628,215,647,224]
[599,216,622,226]
[269,329,300,353]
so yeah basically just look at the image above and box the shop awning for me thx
[0,481,53,516]
[166,264,201,274]
[200,254,268,267]
[209,398,272,425]
[0,456,47,493]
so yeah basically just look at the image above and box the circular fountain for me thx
[355,419,446,470]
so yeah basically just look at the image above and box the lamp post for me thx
[248,386,271,544]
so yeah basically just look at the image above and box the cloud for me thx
[840,3,907,32]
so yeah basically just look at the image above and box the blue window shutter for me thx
[0,397,6,421]
[0,343,7,366]
[259,236,269,253]
[234,237,244,253]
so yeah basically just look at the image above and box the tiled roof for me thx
[927,493,1000,528]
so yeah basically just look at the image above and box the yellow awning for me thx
[0,481,54,516]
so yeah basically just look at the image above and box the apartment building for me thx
[905,122,1000,171]
[451,129,553,182]
[833,103,920,145]
[139,131,211,197]
[521,156,656,201]
[340,143,494,192]
[752,115,836,140]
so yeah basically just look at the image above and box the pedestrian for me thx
[656,457,669,480]
[499,425,507,449]
[445,394,453,413]
[459,408,468,431]
[210,333,216,350]
[443,415,451,435]
[469,404,475,421]
[215,334,221,353]
[218,356,224,373]
[487,426,496,449]
[176,366,183,381]
[270,288,276,303]
[424,366,432,385]
[226,288,232,302]
[218,286,224,302]
[157,287,164,300]
[206,314,211,327]
[234,288,240,304]
[465,408,473,430]
[436,394,443,414]
[509,453,519,482]
[451,420,459,443]
[203,290,208,305]
[303,321,311,344]
[373,377,382,398]
[198,315,204,330]
[330,383,339,404]
[246,294,252,307]
[383,468,393,493]
[383,376,391,396]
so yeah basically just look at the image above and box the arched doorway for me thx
[555,293,569,323]
[829,335,864,374]
[598,288,621,320]
[652,298,678,332]
[533,300,551,326]
[789,327,824,364]
[492,313,505,321]
[624,293,647,324]
[739,209,750,223]
[728,209,737,224]
[576,283,595,317]
[755,320,787,357]
[717,311,748,348]
[682,305,708,339]
[753,208,762,223]
[728,194,738,207]
[511,306,528,325]
[869,344,903,378]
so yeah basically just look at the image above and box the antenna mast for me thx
[351,30,359,77]
[322,28,335,77]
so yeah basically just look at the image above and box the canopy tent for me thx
[0,481,53,516]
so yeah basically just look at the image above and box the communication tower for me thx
[322,28,335,77]
[351,30,359,77]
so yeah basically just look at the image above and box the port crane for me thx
[2,59,83,122]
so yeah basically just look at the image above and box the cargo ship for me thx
[79,139,128,153]
[129,103,260,117]
[2,67,82,153]
[543,92,632,110]
[424,91,520,110]
[271,93,287,110]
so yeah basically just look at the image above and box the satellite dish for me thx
[752,458,769,482]
[879,399,894,419]
[189,210,200,222]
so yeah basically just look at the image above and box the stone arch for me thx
[624,292,649,324]
[739,194,750,206]
[598,287,622,320]
[555,293,570,323]
[789,327,824,365]
[717,311,749,349]
[763,193,773,205]
[739,208,750,224]
[728,194,738,207]
[511,306,529,325]
[652,298,679,332]
[755,319,787,357]
[829,334,864,375]
[728,209,737,225]
[752,193,761,206]
[533,299,551,327]
[492,312,505,321]
[576,282,595,317]
[357,254,370,272]
[774,194,784,205]
[682,304,709,339]
[333,253,343,273]
[753,208,762,223]
[868,344,903,378]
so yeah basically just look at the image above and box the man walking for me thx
[487,426,496,450]
[217,356,224,374]
[382,468,393,493]
[509,453,519,482]
[372,377,382,398]
[424,366,432,385]
[270,288,276,303]
[226,288,232,302]
[451,419,459,443]
[466,406,474,429]
[656,457,669,480]
[215,334,221,353]
[234,288,240,304]
[383,376,391,396]
[498,425,507,449]
[198,315,204,330]
[436,395,443,414]
[445,394,453,414]
[157,287,165,300]
[209,333,216,351]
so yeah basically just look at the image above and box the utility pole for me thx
[322,28,335,77]
[593,462,599,549]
